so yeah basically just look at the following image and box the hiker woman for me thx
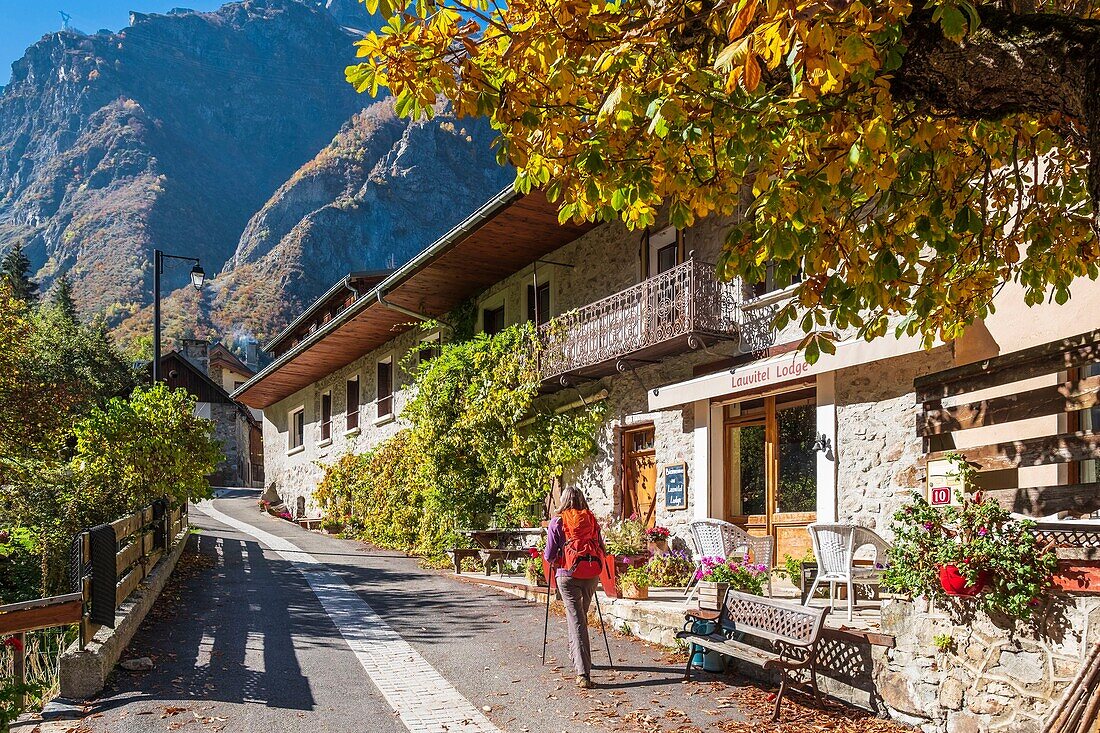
[544,487,607,689]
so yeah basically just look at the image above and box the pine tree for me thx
[52,273,77,322]
[1,244,38,305]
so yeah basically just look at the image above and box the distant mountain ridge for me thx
[0,0,512,350]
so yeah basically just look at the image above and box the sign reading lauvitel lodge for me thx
[730,356,813,390]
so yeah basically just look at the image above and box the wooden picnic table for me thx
[450,528,546,575]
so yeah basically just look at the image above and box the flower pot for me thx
[614,554,649,576]
[620,582,649,600]
[525,570,548,587]
[939,564,990,596]
[647,539,670,556]
[698,581,729,611]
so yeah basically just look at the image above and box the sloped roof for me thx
[233,188,596,409]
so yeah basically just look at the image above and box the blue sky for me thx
[0,1,224,85]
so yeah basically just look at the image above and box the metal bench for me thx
[445,548,483,574]
[677,590,829,721]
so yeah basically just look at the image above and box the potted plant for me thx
[618,565,651,600]
[644,550,695,588]
[603,515,648,573]
[694,555,769,610]
[883,453,1057,619]
[321,518,344,535]
[645,525,671,556]
[524,546,547,586]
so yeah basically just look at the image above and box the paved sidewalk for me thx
[60,492,768,732]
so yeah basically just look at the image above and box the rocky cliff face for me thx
[0,0,369,319]
[144,99,514,344]
[0,0,512,348]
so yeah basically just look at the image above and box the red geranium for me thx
[526,546,540,558]
[3,636,24,653]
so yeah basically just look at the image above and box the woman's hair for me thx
[559,487,590,513]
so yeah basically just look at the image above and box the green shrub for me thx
[882,454,1058,620]
[644,551,695,587]
[316,324,603,563]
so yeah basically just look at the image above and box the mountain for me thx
[0,0,371,322]
[113,99,513,347]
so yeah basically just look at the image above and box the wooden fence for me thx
[915,328,1100,520]
[0,499,189,704]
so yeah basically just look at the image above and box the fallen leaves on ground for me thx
[715,686,912,733]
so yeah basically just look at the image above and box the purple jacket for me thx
[544,515,607,579]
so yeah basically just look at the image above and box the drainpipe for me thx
[376,290,452,330]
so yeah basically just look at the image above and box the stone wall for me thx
[209,402,245,486]
[834,346,955,535]
[262,325,421,514]
[879,594,1100,732]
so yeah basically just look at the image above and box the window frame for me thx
[288,405,306,453]
[376,355,394,421]
[320,390,332,443]
[526,280,552,326]
[345,375,361,432]
[482,303,506,336]
[418,332,441,367]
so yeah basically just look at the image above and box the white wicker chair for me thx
[688,519,775,597]
[805,523,892,621]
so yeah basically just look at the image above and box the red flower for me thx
[3,636,24,653]
[526,546,540,558]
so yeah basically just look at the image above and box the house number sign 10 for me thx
[664,462,687,510]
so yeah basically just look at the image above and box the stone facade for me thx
[262,212,738,537]
[879,595,1100,733]
[834,346,955,535]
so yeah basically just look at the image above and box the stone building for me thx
[235,186,1100,731]
[160,342,264,487]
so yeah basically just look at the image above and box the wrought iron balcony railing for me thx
[538,257,744,383]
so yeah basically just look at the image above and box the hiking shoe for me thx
[576,675,594,689]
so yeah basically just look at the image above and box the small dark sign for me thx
[664,462,687,510]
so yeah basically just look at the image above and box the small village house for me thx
[159,339,264,487]
[234,187,1100,732]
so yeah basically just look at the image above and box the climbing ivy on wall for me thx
[315,323,604,562]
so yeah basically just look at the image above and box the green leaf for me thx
[937,4,968,42]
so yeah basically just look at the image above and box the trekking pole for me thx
[541,579,552,665]
[593,591,614,669]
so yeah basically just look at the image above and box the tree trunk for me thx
[893,8,1100,205]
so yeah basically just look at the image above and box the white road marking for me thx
[194,501,502,733]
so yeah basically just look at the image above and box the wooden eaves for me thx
[232,187,596,409]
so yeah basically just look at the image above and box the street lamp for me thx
[152,249,205,383]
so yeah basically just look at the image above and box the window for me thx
[527,281,551,326]
[234,380,245,391]
[377,357,393,419]
[289,407,305,451]
[483,305,506,336]
[750,261,803,299]
[418,334,441,366]
[346,376,360,431]
[647,226,682,277]
[320,391,332,442]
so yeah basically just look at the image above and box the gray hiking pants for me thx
[557,574,598,676]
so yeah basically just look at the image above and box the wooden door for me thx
[724,387,817,564]
[622,426,658,528]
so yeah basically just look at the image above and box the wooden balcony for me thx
[538,258,743,385]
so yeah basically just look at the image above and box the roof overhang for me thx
[233,188,597,409]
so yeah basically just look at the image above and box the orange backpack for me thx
[560,509,604,580]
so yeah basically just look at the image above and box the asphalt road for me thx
[72,491,761,733]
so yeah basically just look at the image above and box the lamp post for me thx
[152,249,205,383]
